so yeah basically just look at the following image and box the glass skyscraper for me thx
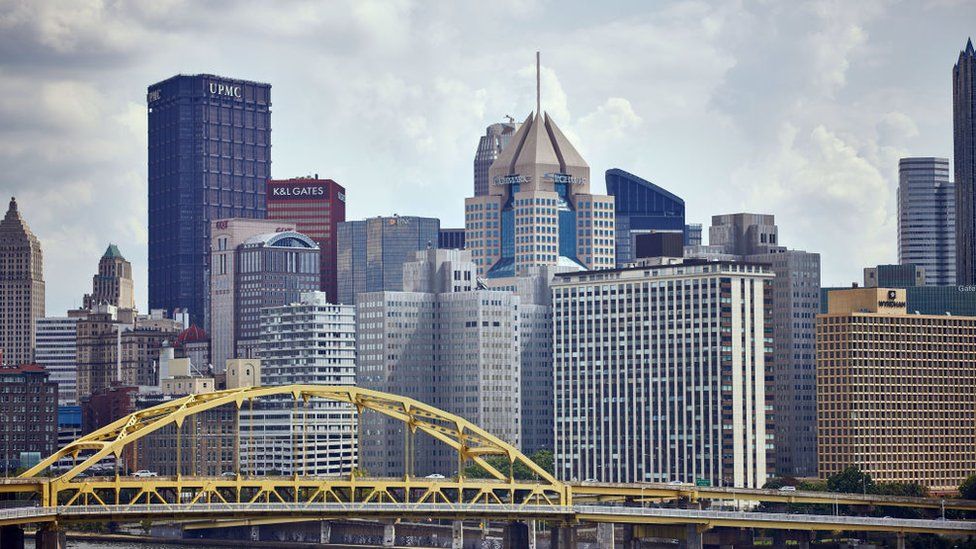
[954,39,976,284]
[898,157,955,285]
[605,168,686,267]
[147,74,271,325]
[473,119,521,197]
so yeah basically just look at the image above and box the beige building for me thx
[83,244,135,310]
[209,218,294,371]
[0,197,44,365]
[225,358,261,389]
[817,287,976,491]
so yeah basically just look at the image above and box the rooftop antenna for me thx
[536,51,541,117]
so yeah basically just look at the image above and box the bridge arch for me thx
[22,385,559,491]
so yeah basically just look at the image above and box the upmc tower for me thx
[147,74,271,325]
[266,177,346,302]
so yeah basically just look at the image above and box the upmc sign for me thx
[209,82,242,98]
[269,185,328,200]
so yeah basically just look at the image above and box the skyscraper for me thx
[464,109,615,277]
[898,158,955,285]
[267,177,346,303]
[552,258,774,487]
[954,39,976,284]
[335,215,440,305]
[474,119,522,197]
[83,244,135,310]
[147,74,271,325]
[605,168,685,267]
[34,316,81,405]
[688,213,821,477]
[209,218,293,369]
[0,197,44,366]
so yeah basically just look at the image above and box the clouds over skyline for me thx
[0,0,972,314]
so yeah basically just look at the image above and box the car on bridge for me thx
[131,470,158,478]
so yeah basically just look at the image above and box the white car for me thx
[132,470,158,478]
[779,486,797,492]
[425,474,446,479]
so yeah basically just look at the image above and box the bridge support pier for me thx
[249,525,260,542]
[35,526,66,549]
[684,524,702,549]
[1,525,24,549]
[452,520,463,549]
[897,532,906,549]
[771,529,787,548]
[383,523,396,547]
[597,522,615,548]
[319,521,331,544]
[504,521,530,549]
[551,525,578,549]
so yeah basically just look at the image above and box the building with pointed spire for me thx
[83,244,135,310]
[955,38,976,283]
[464,59,614,278]
[0,197,45,365]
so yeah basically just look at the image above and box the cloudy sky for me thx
[1,0,973,314]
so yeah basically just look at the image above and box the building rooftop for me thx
[0,364,47,374]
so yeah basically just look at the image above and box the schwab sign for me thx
[209,82,242,98]
[493,174,531,186]
[271,186,327,199]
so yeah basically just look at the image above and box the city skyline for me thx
[1,2,973,315]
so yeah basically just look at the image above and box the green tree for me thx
[960,474,976,500]
[463,449,554,480]
[827,465,875,494]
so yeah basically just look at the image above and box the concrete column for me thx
[797,531,811,549]
[0,526,24,549]
[527,519,537,549]
[551,525,578,549]
[684,524,702,549]
[249,525,259,541]
[897,532,906,549]
[319,521,331,544]
[452,520,464,549]
[597,522,615,549]
[35,527,66,549]
[383,523,396,547]
[504,521,530,549]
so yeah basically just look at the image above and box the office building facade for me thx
[552,259,774,487]
[688,213,821,477]
[605,168,685,266]
[83,244,135,310]
[0,197,45,366]
[0,364,57,473]
[955,39,976,284]
[465,110,615,279]
[34,316,81,405]
[240,292,357,475]
[821,263,976,317]
[233,231,320,358]
[474,119,522,197]
[267,177,346,303]
[148,74,271,325]
[817,288,976,491]
[438,228,465,250]
[357,249,520,476]
[898,158,955,285]
[210,218,293,369]
[336,216,440,304]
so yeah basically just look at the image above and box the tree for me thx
[463,449,554,480]
[826,465,875,494]
[960,474,976,500]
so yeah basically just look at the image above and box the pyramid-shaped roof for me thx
[103,244,125,259]
[0,197,36,242]
[494,111,588,176]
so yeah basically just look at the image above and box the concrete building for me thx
[239,292,356,476]
[898,158,955,285]
[75,307,183,399]
[821,263,976,317]
[817,287,976,491]
[0,197,44,366]
[233,231,320,358]
[83,244,135,310]
[336,215,440,305]
[605,168,685,267]
[267,177,346,303]
[955,39,976,284]
[0,364,57,473]
[34,316,81,405]
[357,249,520,476]
[148,74,271,325]
[465,106,615,278]
[687,213,821,478]
[210,218,294,370]
[438,228,465,250]
[474,119,522,197]
[552,259,774,487]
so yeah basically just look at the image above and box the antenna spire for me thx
[536,51,541,117]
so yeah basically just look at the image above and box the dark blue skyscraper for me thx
[605,168,685,266]
[955,39,976,284]
[147,74,271,325]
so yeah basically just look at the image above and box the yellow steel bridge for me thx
[1,385,975,538]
